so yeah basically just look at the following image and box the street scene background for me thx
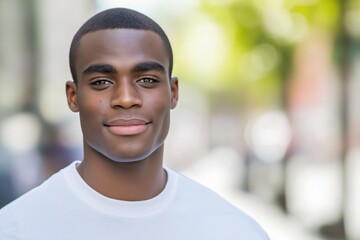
[1,0,360,239]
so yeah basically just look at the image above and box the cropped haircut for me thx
[69,8,173,83]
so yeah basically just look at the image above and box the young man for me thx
[0,8,269,239]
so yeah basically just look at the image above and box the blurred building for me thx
[1,1,360,240]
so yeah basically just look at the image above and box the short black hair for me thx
[69,8,173,83]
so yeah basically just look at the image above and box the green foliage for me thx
[173,0,342,107]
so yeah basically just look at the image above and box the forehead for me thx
[75,29,169,75]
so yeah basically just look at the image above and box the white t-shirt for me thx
[0,161,269,240]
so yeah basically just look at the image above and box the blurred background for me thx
[1,0,360,239]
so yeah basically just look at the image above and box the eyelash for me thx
[89,79,112,89]
[137,77,159,84]
[91,79,111,85]
[89,77,159,90]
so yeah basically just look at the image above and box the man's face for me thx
[66,29,178,163]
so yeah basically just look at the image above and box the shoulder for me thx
[0,172,59,215]
[167,168,269,239]
[0,163,73,229]
[169,168,238,209]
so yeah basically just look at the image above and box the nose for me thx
[110,81,142,109]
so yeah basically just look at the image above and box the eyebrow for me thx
[82,64,117,75]
[81,61,166,76]
[131,61,166,74]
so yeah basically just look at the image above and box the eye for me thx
[138,78,157,83]
[92,79,111,85]
[137,77,159,87]
[90,79,112,89]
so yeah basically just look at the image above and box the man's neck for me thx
[77,147,167,201]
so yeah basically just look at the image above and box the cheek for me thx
[78,96,109,148]
[152,95,171,118]
[152,98,171,135]
[78,94,108,127]
[79,92,107,112]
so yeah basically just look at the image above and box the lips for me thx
[104,118,150,136]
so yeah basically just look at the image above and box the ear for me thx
[66,81,79,112]
[170,77,179,109]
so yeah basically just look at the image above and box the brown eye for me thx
[93,80,110,85]
[90,79,112,89]
[140,78,155,83]
[137,77,159,87]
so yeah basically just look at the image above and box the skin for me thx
[65,29,178,201]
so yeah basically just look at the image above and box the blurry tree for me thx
[181,0,352,238]
[196,0,340,107]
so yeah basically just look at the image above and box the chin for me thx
[88,138,165,164]
[103,147,160,164]
[109,157,147,163]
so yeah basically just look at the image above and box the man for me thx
[0,8,269,239]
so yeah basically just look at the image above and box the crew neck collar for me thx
[62,161,178,218]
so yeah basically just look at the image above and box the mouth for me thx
[104,118,151,136]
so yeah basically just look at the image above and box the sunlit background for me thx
[1,0,360,239]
